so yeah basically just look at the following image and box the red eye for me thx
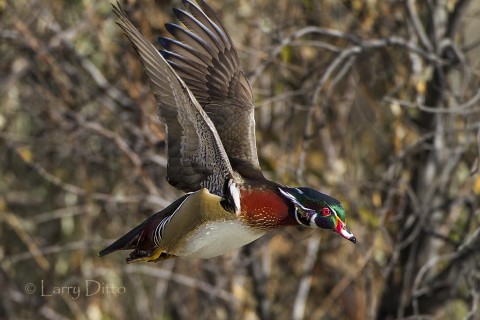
[322,208,330,216]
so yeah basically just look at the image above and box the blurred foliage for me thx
[1,0,479,319]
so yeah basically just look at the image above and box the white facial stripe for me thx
[330,207,338,217]
[279,189,312,213]
[279,189,304,209]
[279,188,297,202]
[293,207,304,225]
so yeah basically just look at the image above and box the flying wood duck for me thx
[100,1,356,263]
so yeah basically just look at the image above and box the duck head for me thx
[279,187,356,243]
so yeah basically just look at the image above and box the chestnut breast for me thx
[239,187,295,229]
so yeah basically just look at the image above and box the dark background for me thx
[1,0,479,319]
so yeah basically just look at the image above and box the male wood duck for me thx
[100,1,356,263]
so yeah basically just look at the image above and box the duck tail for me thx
[98,220,147,257]
[99,194,190,262]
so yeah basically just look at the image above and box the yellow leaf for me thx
[280,46,291,63]
[372,192,382,207]
[473,175,480,195]
[18,147,33,163]
[416,80,426,94]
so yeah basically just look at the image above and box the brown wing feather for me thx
[112,3,238,195]
[160,0,260,170]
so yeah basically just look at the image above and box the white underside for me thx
[174,220,266,258]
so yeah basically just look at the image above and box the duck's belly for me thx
[174,220,266,258]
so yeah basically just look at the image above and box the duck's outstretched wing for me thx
[113,3,237,195]
[160,0,260,170]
